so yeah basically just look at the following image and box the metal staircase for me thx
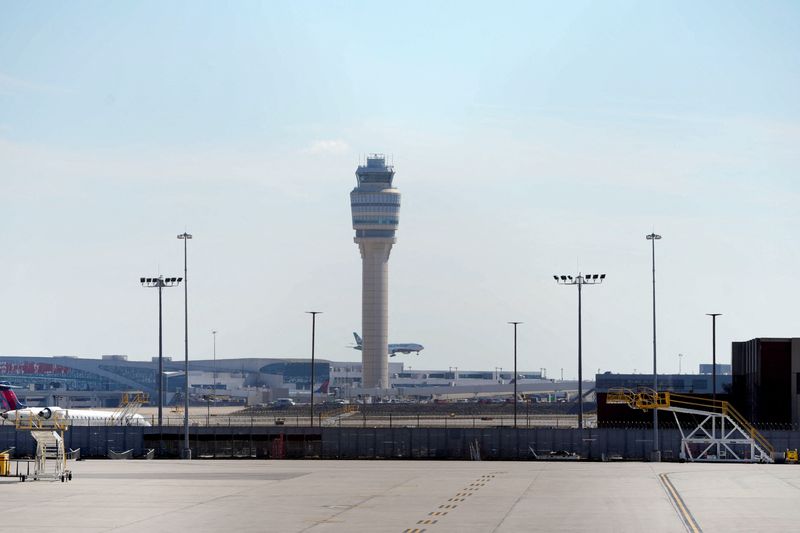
[16,412,73,481]
[30,430,70,481]
[111,391,149,425]
[607,388,774,463]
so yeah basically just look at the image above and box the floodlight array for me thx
[553,273,606,285]
[140,276,183,287]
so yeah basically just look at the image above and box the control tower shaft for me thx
[350,155,401,389]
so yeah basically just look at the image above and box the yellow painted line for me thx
[659,473,702,533]
[409,474,505,532]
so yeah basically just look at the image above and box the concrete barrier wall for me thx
[3,426,800,460]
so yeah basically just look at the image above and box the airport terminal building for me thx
[0,354,332,407]
[0,354,547,407]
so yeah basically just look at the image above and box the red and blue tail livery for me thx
[0,382,26,411]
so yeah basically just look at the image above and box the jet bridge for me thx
[607,388,774,463]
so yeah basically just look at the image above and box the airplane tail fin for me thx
[315,380,330,394]
[353,332,363,345]
[0,382,26,411]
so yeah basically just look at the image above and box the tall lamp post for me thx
[706,313,722,404]
[508,322,522,428]
[554,273,605,429]
[212,330,218,399]
[678,353,683,375]
[141,276,182,430]
[177,232,192,460]
[208,330,217,426]
[306,311,322,427]
[646,232,662,462]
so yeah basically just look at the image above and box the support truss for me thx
[607,388,774,463]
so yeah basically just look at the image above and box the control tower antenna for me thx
[350,154,401,390]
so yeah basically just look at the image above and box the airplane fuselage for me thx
[353,343,424,356]
[1,407,150,427]
[388,343,424,355]
[351,332,424,356]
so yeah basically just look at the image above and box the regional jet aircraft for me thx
[0,382,150,427]
[351,332,424,356]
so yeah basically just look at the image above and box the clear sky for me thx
[1,1,798,378]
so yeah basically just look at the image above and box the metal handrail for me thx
[606,387,774,457]
[724,402,774,455]
[15,415,69,431]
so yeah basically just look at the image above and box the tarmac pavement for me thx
[2,459,798,532]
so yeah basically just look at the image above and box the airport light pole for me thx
[306,311,322,427]
[209,330,217,426]
[678,353,683,375]
[177,232,192,460]
[706,314,722,404]
[508,322,522,429]
[212,330,218,399]
[646,232,661,461]
[141,276,182,430]
[554,273,605,429]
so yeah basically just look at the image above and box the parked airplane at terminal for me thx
[0,382,150,427]
[351,332,424,356]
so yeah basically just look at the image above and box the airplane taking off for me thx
[0,382,150,427]
[351,332,424,357]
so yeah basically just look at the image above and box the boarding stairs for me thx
[111,391,149,425]
[607,388,774,463]
[30,430,70,481]
[16,412,73,481]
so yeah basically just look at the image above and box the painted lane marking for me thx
[659,473,702,533]
[404,473,499,532]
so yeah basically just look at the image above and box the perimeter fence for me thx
[3,425,800,461]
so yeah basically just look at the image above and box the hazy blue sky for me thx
[1,1,798,378]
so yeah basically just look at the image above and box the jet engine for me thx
[37,407,52,419]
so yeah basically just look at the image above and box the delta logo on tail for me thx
[316,380,330,394]
[351,332,424,357]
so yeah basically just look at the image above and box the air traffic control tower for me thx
[350,154,401,389]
